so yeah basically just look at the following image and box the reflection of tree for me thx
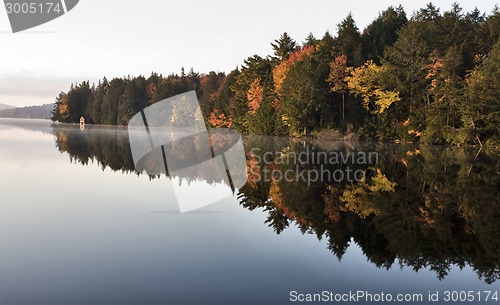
[238,137,287,232]
[53,125,234,185]
[52,126,499,283]
[238,136,500,283]
[54,125,137,173]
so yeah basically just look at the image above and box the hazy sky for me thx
[0,0,498,107]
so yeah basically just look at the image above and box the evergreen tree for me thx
[247,76,277,135]
[303,32,318,46]
[51,92,66,122]
[271,32,297,62]
[280,51,318,135]
[102,78,125,125]
[117,76,148,125]
[414,2,440,22]
[311,32,338,129]
[422,47,465,144]
[146,72,162,105]
[362,6,407,63]
[87,78,107,124]
[199,71,225,121]
[464,38,500,147]
[334,13,363,66]
[476,6,500,56]
[215,68,239,116]
[230,55,272,132]
[382,22,431,138]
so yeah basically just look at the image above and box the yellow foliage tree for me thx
[346,60,400,114]
[58,93,70,120]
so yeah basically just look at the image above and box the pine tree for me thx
[382,22,430,136]
[117,76,148,125]
[215,68,239,115]
[230,55,272,132]
[87,77,108,124]
[362,6,407,63]
[271,32,297,62]
[247,77,277,135]
[102,78,125,125]
[422,47,465,144]
[464,38,500,146]
[280,51,318,135]
[335,13,363,66]
[414,3,440,22]
[199,71,225,121]
[304,32,318,46]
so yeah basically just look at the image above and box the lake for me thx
[0,118,499,304]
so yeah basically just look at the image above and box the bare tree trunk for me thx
[342,93,345,122]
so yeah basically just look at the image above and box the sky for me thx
[0,0,498,107]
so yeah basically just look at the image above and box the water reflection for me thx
[241,137,499,284]
[53,124,137,173]
[9,120,500,284]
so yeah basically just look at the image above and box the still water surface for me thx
[0,118,498,304]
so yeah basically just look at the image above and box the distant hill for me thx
[0,103,55,119]
[0,103,15,111]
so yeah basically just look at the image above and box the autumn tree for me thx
[422,47,465,144]
[230,55,272,132]
[346,60,400,114]
[145,72,162,105]
[327,54,349,121]
[273,45,315,94]
[49,4,499,146]
[246,77,278,135]
[199,71,225,121]
[51,92,68,122]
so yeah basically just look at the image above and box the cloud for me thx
[0,72,94,106]
[0,72,84,97]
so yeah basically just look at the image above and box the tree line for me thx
[0,103,54,119]
[51,3,500,147]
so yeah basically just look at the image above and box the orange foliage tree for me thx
[208,109,232,128]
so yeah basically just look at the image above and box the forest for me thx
[51,3,500,148]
